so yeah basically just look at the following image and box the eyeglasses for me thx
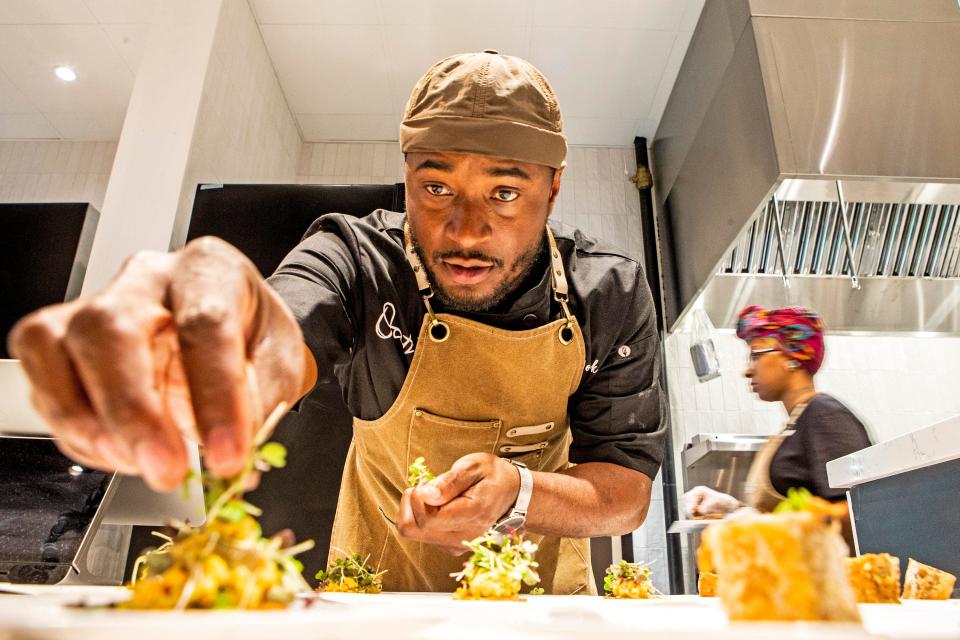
[747,348,776,364]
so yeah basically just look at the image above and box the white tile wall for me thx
[666,331,960,449]
[0,140,116,209]
[174,0,302,243]
[297,142,645,262]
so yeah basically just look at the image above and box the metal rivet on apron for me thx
[618,345,631,358]
[415,410,422,417]
[429,320,449,342]
[559,324,574,345]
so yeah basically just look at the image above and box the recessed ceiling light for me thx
[55,66,77,82]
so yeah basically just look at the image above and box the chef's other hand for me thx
[8,237,310,491]
[682,485,742,518]
[397,453,521,555]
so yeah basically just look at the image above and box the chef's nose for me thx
[446,198,491,249]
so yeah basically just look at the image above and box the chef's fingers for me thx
[418,454,486,507]
[64,298,187,491]
[62,252,188,491]
[398,489,473,554]
[169,237,258,477]
[400,487,437,532]
[9,302,117,468]
[398,488,429,538]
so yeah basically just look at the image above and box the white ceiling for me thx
[0,0,704,146]
[0,0,154,140]
[254,0,705,146]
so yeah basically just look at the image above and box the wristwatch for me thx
[492,460,532,534]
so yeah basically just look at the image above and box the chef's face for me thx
[743,338,791,401]
[405,151,561,312]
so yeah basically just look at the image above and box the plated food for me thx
[122,440,313,610]
[315,553,385,594]
[846,553,901,604]
[451,531,540,600]
[603,560,658,599]
[697,571,718,598]
[699,488,860,622]
[902,558,957,600]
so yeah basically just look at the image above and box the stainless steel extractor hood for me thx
[652,0,960,334]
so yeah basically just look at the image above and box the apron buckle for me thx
[429,318,450,342]
[555,292,575,345]
[421,294,450,342]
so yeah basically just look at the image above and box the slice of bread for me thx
[901,558,956,600]
[846,553,900,603]
[700,511,860,621]
[698,571,718,597]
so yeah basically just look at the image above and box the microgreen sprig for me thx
[407,456,435,488]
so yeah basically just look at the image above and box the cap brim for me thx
[400,115,567,169]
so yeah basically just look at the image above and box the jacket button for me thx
[523,313,539,327]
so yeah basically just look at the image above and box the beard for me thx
[409,227,547,313]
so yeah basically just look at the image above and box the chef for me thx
[9,51,666,595]
[684,306,871,522]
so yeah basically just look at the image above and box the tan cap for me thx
[399,50,567,169]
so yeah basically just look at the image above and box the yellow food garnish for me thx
[451,531,540,600]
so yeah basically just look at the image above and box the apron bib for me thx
[744,398,812,513]
[327,224,596,594]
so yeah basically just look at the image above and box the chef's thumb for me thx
[418,458,483,506]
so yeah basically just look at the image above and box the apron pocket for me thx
[407,408,501,477]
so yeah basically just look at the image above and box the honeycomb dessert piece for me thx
[700,511,860,622]
[846,553,900,603]
[901,558,956,600]
[698,571,718,598]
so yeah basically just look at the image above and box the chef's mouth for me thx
[441,260,497,285]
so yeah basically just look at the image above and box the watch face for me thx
[492,515,525,536]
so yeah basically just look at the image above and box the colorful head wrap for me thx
[736,305,825,374]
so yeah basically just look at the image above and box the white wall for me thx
[0,141,116,210]
[298,142,645,262]
[171,0,301,247]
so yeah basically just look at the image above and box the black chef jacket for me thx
[268,210,666,480]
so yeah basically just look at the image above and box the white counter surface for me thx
[827,414,960,489]
[0,590,957,640]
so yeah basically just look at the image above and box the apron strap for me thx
[402,221,574,330]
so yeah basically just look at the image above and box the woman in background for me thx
[685,305,872,517]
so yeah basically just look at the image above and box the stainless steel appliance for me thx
[653,0,960,333]
[671,433,771,593]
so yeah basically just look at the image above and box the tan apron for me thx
[327,224,596,595]
[743,398,812,513]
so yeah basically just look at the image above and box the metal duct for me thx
[723,200,960,279]
[652,0,960,333]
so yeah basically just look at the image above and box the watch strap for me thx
[509,460,532,518]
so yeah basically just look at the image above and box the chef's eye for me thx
[425,184,451,196]
[494,189,519,202]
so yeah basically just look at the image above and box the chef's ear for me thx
[547,163,564,214]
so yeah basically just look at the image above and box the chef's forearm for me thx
[524,462,653,537]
